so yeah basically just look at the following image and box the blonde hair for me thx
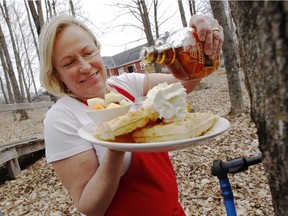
[39,14,101,97]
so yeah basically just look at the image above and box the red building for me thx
[102,44,147,77]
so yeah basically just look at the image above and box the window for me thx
[140,62,145,70]
[117,67,124,75]
[127,64,136,73]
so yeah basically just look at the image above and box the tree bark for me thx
[1,2,27,100]
[24,0,40,60]
[210,0,244,114]
[27,0,44,35]
[178,0,187,27]
[0,76,8,103]
[0,46,14,105]
[229,2,288,215]
[137,0,154,46]
[153,0,159,39]
[1,1,32,116]
[69,0,75,17]
[13,4,38,98]
[0,22,28,120]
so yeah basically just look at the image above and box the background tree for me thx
[178,0,187,27]
[13,4,38,98]
[188,0,196,16]
[69,0,75,17]
[0,20,28,120]
[210,0,244,114]
[0,43,14,106]
[27,0,44,35]
[138,0,154,46]
[1,1,31,102]
[229,1,288,215]
[0,76,8,103]
[27,0,57,102]
[24,0,40,60]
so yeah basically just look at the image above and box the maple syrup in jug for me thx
[140,27,219,80]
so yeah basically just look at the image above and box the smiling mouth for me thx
[80,72,98,83]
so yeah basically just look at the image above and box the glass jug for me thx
[140,27,219,80]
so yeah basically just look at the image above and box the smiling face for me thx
[52,24,107,100]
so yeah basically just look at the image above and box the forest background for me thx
[0,0,287,215]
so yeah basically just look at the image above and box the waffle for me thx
[95,105,159,141]
[132,111,218,143]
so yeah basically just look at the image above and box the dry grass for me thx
[0,69,274,215]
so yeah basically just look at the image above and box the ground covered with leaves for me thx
[0,69,274,215]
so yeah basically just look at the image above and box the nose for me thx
[78,58,91,73]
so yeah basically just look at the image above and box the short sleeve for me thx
[44,97,93,163]
[108,73,145,98]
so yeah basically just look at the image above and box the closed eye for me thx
[84,50,94,56]
[83,49,100,57]
[63,59,75,68]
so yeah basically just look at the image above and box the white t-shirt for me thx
[44,73,145,174]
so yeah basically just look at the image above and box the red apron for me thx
[83,84,186,215]
[105,152,186,216]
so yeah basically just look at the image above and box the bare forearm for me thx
[144,73,201,94]
[77,150,125,215]
[180,78,201,93]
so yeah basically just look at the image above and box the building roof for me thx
[102,34,169,69]
[103,43,148,68]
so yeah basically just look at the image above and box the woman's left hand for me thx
[190,15,224,59]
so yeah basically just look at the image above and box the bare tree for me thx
[229,1,288,214]
[108,0,177,46]
[153,0,159,39]
[27,0,44,35]
[13,4,38,98]
[27,0,57,102]
[1,1,31,102]
[178,0,187,27]
[0,76,8,103]
[197,0,212,16]
[210,0,244,114]
[52,0,57,16]
[69,0,75,17]
[24,0,40,60]
[188,0,196,16]
[137,0,154,46]
[0,23,28,120]
[0,45,14,105]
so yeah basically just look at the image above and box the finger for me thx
[190,15,208,41]
[216,39,223,57]
[213,26,224,57]
[203,27,213,56]
[211,30,221,58]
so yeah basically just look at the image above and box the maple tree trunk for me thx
[229,2,288,215]
[210,0,244,115]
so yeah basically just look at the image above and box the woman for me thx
[40,14,223,216]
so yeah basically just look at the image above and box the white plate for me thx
[78,117,230,152]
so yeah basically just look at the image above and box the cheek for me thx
[92,59,107,77]
[58,69,77,84]
[102,67,108,79]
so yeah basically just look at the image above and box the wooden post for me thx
[7,158,21,179]
[0,148,21,179]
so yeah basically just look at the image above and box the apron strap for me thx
[109,84,135,102]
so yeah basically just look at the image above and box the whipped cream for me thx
[143,82,187,123]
